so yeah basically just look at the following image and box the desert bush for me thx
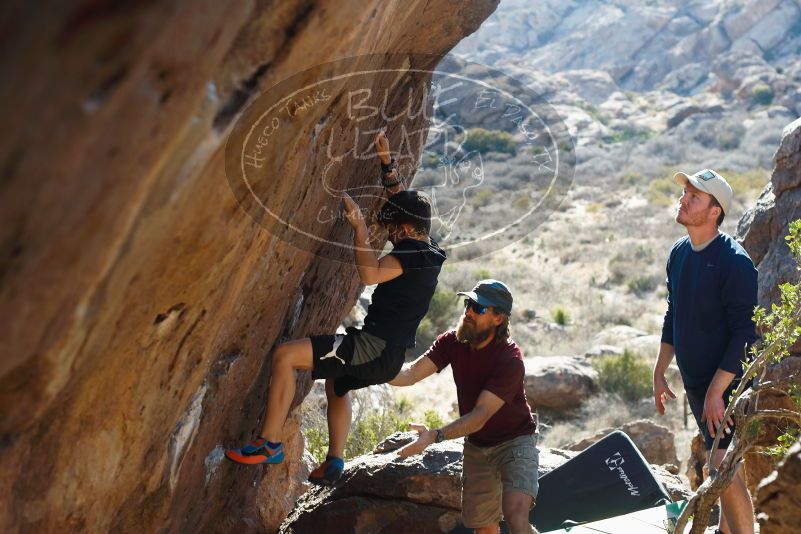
[460,128,516,156]
[416,287,461,349]
[751,83,774,106]
[627,274,661,296]
[605,125,654,144]
[471,189,494,208]
[647,176,677,206]
[551,307,571,326]
[304,392,414,462]
[592,350,652,401]
[720,168,769,201]
[514,195,531,210]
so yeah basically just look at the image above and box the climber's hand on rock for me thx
[397,423,434,457]
[342,193,365,231]
[375,130,391,165]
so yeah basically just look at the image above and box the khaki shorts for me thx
[461,433,540,528]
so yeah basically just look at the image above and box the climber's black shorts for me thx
[310,327,407,397]
[685,378,746,450]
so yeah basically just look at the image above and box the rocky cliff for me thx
[0,1,498,532]
[738,117,801,308]
[737,118,801,532]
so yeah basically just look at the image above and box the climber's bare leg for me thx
[325,378,352,458]
[260,339,313,442]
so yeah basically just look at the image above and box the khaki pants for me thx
[461,433,540,528]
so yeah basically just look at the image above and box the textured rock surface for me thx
[738,118,801,310]
[523,356,598,413]
[735,118,801,520]
[685,433,707,491]
[280,431,687,532]
[0,1,497,532]
[566,419,679,467]
[756,438,801,534]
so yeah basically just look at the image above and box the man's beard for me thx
[675,206,708,227]
[456,316,493,347]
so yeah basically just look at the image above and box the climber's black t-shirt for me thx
[362,238,446,348]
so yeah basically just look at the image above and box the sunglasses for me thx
[464,298,490,315]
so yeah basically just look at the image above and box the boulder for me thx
[280,431,688,532]
[756,438,801,534]
[660,62,710,95]
[666,103,704,128]
[592,325,652,350]
[555,69,620,105]
[566,419,679,467]
[583,344,623,358]
[524,356,599,413]
[737,117,801,347]
[744,385,801,497]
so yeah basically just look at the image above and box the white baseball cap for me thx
[673,169,733,215]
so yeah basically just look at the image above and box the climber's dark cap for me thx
[457,279,513,315]
[377,189,432,234]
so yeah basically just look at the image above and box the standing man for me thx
[390,280,539,534]
[653,169,758,534]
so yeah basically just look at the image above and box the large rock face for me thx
[735,118,801,522]
[756,438,801,534]
[0,1,498,532]
[738,117,801,311]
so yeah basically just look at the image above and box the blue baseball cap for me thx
[457,279,513,314]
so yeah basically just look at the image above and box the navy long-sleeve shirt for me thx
[660,233,758,387]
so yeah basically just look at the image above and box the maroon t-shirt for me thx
[424,330,536,446]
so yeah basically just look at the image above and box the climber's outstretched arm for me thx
[389,355,437,387]
[375,130,405,195]
[342,193,403,285]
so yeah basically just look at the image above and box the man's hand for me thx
[702,391,733,438]
[341,193,366,231]
[375,130,391,165]
[653,373,676,415]
[397,423,436,457]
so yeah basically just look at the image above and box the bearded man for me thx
[390,280,539,534]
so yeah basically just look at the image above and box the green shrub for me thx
[592,350,653,401]
[460,128,517,156]
[345,399,414,458]
[513,195,531,210]
[647,177,677,206]
[627,274,660,296]
[605,126,654,144]
[751,83,774,106]
[304,397,449,463]
[416,287,461,349]
[474,268,491,280]
[422,153,441,168]
[423,410,446,430]
[551,307,571,326]
[720,168,769,201]
[471,189,494,208]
